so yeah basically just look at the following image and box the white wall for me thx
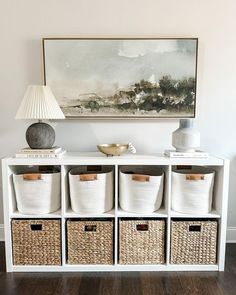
[0,0,236,233]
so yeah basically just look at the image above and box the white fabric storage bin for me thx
[119,166,164,213]
[171,166,215,214]
[69,166,113,214]
[13,171,61,214]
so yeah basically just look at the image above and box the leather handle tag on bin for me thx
[186,174,204,181]
[136,224,149,231]
[23,174,42,181]
[80,174,97,181]
[132,174,150,182]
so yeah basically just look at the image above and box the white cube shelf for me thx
[2,152,229,272]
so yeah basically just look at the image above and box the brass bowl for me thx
[97,144,129,156]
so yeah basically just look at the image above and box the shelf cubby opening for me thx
[170,165,223,218]
[65,217,115,266]
[8,165,62,217]
[118,165,169,216]
[118,217,167,266]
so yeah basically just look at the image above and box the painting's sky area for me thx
[44,39,197,102]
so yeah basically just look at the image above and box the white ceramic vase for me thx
[172,119,200,152]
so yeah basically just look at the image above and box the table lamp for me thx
[15,85,65,149]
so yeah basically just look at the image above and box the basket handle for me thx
[132,174,150,182]
[136,224,149,231]
[189,225,201,232]
[80,174,97,181]
[186,174,205,181]
[84,225,97,232]
[23,173,42,181]
[30,224,42,231]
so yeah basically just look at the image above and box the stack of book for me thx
[15,146,66,158]
[164,149,209,158]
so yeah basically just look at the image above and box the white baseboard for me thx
[0,224,235,243]
[226,227,236,243]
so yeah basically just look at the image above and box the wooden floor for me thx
[0,243,236,295]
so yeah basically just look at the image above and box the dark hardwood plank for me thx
[0,241,6,272]
[1,242,236,295]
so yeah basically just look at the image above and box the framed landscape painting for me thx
[43,38,198,118]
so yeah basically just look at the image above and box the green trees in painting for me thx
[125,75,195,113]
[86,100,100,112]
[78,75,196,115]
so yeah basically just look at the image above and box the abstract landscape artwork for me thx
[43,38,198,118]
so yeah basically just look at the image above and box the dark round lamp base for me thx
[26,122,55,149]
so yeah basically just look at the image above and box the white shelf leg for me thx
[218,159,230,271]
[2,164,13,272]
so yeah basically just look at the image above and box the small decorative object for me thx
[43,38,198,118]
[172,119,200,152]
[15,85,65,149]
[97,143,136,156]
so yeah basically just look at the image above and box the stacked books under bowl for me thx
[15,146,66,158]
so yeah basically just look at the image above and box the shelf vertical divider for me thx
[114,164,119,265]
[61,165,66,266]
[166,164,172,266]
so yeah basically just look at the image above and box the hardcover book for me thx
[15,150,66,158]
[164,150,209,158]
[18,146,62,154]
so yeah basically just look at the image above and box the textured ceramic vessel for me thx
[172,119,200,152]
[26,122,55,149]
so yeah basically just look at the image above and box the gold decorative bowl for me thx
[97,144,129,156]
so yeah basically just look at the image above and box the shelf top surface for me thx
[2,152,226,166]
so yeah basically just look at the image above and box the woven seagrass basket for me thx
[171,220,217,264]
[119,219,165,264]
[12,219,61,265]
[67,219,114,264]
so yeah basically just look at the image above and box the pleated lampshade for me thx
[15,85,65,119]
